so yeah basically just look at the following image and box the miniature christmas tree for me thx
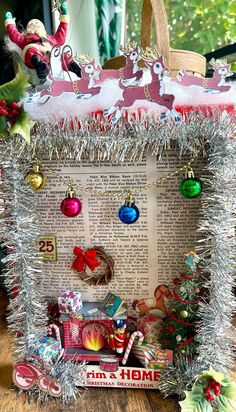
[160,251,205,359]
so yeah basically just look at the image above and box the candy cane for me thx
[122,331,144,365]
[48,324,61,350]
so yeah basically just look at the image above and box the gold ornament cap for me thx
[124,191,135,207]
[66,185,76,198]
[185,166,195,179]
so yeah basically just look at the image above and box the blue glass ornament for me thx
[118,192,140,224]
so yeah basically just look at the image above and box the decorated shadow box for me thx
[0,0,236,410]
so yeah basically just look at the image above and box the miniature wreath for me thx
[71,246,114,286]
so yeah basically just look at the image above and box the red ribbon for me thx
[173,288,204,305]
[164,309,196,326]
[71,246,101,272]
[179,336,195,347]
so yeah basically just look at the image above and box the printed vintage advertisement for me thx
[37,150,205,303]
[85,365,160,389]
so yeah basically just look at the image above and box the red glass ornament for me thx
[167,326,175,333]
[60,189,82,217]
[173,277,180,285]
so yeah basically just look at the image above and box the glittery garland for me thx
[0,149,87,403]
[24,360,87,404]
[196,138,236,372]
[1,111,235,162]
[0,150,48,358]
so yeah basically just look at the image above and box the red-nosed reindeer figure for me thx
[175,59,232,93]
[29,54,101,102]
[104,47,181,124]
[95,43,143,86]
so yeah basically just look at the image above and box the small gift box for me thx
[132,340,173,368]
[149,349,172,369]
[58,290,83,315]
[137,314,163,343]
[38,337,61,365]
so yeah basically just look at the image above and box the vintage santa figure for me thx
[4,0,81,81]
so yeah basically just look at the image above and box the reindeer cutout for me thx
[104,47,181,124]
[175,59,232,94]
[94,43,143,86]
[132,284,172,318]
[27,52,101,103]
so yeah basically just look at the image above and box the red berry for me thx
[0,100,6,107]
[7,112,16,119]
[205,393,215,402]
[208,379,216,388]
[194,288,200,294]
[167,326,175,333]
[214,388,221,396]
[11,109,20,117]
[204,387,210,394]
[10,101,20,110]
[0,108,8,116]
[173,277,180,285]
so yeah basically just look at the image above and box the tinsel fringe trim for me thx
[0,111,235,162]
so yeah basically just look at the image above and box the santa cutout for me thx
[4,0,81,82]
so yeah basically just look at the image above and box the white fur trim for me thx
[5,18,15,27]
[60,15,69,23]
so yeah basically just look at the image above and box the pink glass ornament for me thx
[60,189,82,217]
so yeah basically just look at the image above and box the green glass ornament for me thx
[179,167,202,198]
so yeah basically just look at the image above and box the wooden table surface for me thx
[0,290,180,412]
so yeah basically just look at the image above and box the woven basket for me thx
[103,0,206,77]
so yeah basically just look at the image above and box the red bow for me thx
[71,247,101,272]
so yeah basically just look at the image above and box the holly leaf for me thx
[179,390,213,412]
[215,395,236,412]
[9,112,35,144]
[0,66,30,103]
[220,376,236,399]
[0,116,8,136]
[197,368,225,385]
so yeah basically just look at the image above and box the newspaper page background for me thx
[37,150,205,303]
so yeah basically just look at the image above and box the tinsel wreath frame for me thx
[0,111,235,402]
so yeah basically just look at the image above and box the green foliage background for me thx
[126,0,236,55]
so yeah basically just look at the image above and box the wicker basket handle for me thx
[141,0,170,65]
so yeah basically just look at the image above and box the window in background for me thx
[125,0,236,59]
[95,0,124,66]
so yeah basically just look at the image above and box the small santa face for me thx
[26,19,47,37]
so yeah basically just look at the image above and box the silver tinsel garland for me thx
[25,360,87,404]
[2,111,235,162]
[0,150,48,358]
[0,111,236,402]
[196,138,236,371]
